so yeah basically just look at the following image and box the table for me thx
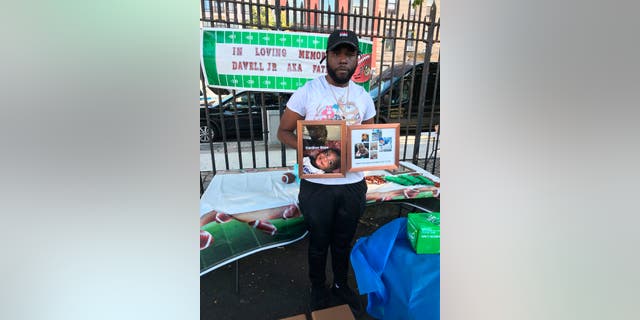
[200,162,439,276]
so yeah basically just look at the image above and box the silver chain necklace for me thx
[327,80,349,108]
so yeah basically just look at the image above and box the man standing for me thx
[277,29,376,316]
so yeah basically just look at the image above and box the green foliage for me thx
[251,6,289,28]
[412,0,423,7]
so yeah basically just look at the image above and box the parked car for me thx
[369,62,440,132]
[200,62,438,142]
[200,82,223,107]
[200,89,217,107]
[200,90,291,143]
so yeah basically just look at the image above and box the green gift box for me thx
[407,212,440,254]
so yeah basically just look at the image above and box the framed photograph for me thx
[297,120,347,179]
[347,123,400,171]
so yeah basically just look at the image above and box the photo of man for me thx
[303,125,328,147]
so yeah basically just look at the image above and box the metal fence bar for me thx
[201,68,217,174]
[401,1,423,161]
[425,53,440,172]
[411,4,437,162]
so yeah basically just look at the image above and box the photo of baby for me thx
[379,137,392,151]
[371,129,381,141]
[298,120,346,178]
[302,148,341,174]
[354,142,370,159]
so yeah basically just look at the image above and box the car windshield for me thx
[369,64,415,98]
[369,77,396,98]
[207,92,239,108]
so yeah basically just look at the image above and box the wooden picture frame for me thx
[347,123,400,172]
[296,120,347,179]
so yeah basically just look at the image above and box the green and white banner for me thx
[201,28,373,93]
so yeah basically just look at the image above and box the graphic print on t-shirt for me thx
[313,101,362,125]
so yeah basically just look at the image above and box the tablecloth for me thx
[350,218,440,320]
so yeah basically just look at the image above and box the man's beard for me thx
[327,65,356,85]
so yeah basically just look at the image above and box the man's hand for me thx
[277,108,304,149]
[362,117,375,125]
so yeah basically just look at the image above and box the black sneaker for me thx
[331,283,364,317]
[309,285,331,312]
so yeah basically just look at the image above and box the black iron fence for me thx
[200,0,440,193]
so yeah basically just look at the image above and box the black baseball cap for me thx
[326,29,360,52]
[320,30,360,63]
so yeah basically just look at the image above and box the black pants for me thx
[298,179,367,287]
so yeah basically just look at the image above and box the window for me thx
[385,28,395,51]
[323,0,337,25]
[352,6,368,14]
[407,30,415,52]
[212,1,223,14]
[352,0,368,14]
[400,79,411,103]
[387,0,396,15]
[206,1,236,14]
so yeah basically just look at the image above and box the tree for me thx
[251,5,289,29]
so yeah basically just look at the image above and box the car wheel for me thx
[201,122,221,143]
[200,124,212,143]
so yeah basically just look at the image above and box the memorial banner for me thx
[201,28,373,93]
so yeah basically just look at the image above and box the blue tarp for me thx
[350,218,440,320]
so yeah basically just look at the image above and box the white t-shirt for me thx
[287,76,376,185]
[302,157,325,174]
